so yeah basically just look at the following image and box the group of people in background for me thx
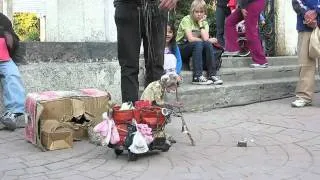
[0,0,317,134]
[114,0,320,109]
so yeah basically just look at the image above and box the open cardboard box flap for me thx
[24,89,111,151]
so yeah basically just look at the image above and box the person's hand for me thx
[198,15,207,27]
[177,75,183,82]
[304,10,317,23]
[306,20,318,29]
[159,0,178,10]
[261,20,266,27]
[241,9,248,17]
[208,37,218,44]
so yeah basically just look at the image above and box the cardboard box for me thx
[24,89,111,151]
[41,120,73,150]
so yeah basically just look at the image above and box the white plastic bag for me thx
[128,131,149,154]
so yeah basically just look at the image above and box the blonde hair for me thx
[190,0,207,16]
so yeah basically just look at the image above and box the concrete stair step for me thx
[221,56,298,68]
[180,65,300,83]
[164,76,320,112]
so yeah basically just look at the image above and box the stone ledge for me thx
[17,42,117,64]
[173,77,320,112]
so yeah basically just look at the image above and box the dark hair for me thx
[167,21,177,54]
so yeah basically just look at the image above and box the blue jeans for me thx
[0,60,25,114]
[179,41,218,77]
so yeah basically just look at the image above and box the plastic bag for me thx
[128,131,149,154]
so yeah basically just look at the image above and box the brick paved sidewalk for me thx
[0,94,319,180]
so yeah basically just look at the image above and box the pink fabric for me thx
[225,0,267,64]
[136,123,153,144]
[80,88,109,97]
[24,96,37,144]
[0,38,10,61]
[94,115,120,145]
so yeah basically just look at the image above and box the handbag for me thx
[309,26,320,59]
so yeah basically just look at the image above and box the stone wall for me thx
[15,42,145,104]
[45,0,116,42]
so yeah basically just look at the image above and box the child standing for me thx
[0,13,26,130]
[164,22,182,80]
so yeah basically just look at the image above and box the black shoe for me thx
[192,75,213,85]
[208,76,223,85]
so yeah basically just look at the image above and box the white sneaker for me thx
[250,63,268,68]
[291,98,312,108]
[222,51,240,57]
[192,75,213,85]
[208,76,223,85]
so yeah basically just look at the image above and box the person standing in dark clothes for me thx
[214,0,231,47]
[114,0,178,103]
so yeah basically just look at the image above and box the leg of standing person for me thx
[142,1,167,87]
[224,9,243,54]
[292,32,316,107]
[216,6,231,47]
[115,3,142,103]
[244,0,267,67]
[0,60,25,130]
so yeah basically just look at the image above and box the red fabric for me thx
[0,38,10,61]
[228,0,237,11]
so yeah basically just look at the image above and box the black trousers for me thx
[215,6,231,47]
[114,1,167,103]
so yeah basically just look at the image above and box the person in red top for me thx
[227,0,237,12]
[0,13,25,131]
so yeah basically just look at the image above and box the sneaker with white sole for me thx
[291,98,312,108]
[222,51,240,57]
[192,75,213,85]
[208,76,223,85]
[0,112,20,131]
[250,63,268,68]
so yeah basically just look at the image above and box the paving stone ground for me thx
[0,94,320,180]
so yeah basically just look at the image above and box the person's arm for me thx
[292,0,309,15]
[159,0,179,10]
[174,45,182,74]
[180,17,203,42]
[199,21,210,41]
[185,30,203,42]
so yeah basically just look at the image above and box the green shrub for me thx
[13,12,40,41]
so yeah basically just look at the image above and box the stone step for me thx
[220,56,298,68]
[180,65,299,83]
[166,76,320,112]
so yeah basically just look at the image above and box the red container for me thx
[134,100,151,109]
[112,106,134,124]
[140,107,165,129]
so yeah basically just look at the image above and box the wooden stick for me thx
[175,87,195,146]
